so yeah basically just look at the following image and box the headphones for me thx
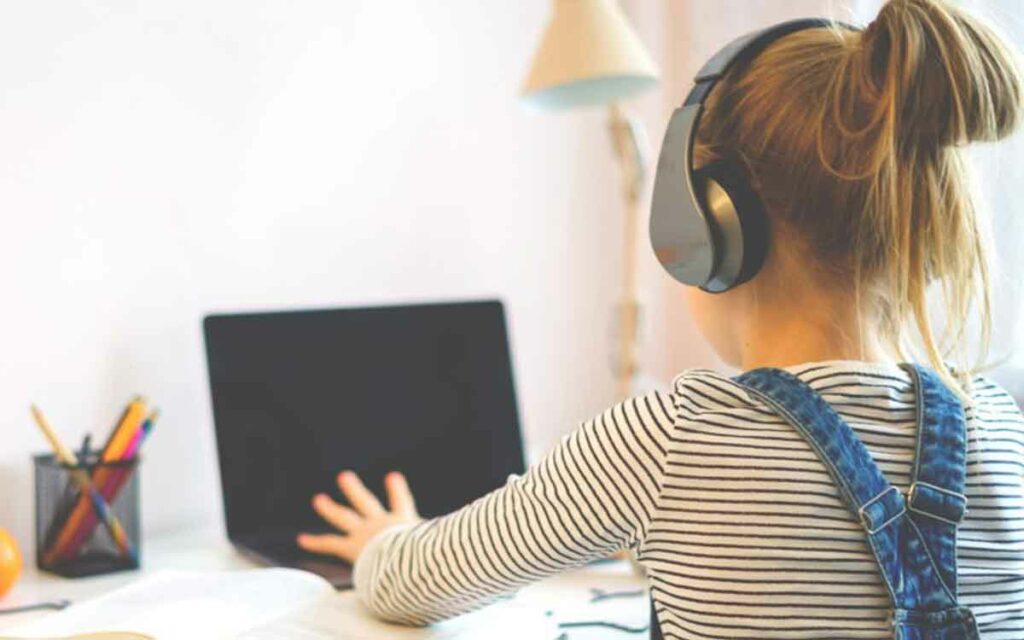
[649,19,859,293]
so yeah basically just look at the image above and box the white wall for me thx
[0,1,686,556]
[5,0,1019,567]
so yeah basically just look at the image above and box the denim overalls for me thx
[650,364,980,639]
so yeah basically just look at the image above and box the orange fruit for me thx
[0,528,22,598]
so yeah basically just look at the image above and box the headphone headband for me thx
[695,19,842,84]
[650,18,860,292]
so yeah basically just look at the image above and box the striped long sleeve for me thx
[354,363,1024,638]
[352,391,676,625]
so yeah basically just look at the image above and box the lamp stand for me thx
[607,103,646,401]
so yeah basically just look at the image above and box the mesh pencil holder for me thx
[34,453,141,577]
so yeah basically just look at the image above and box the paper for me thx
[240,595,555,640]
[5,569,331,639]
[6,569,555,639]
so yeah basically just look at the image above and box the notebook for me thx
[1,569,553,639]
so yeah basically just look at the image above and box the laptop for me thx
[202,300,526,588]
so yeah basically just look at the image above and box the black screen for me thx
[203,300,525,544]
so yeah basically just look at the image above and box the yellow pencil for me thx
[31,405,137,563]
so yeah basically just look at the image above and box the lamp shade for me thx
[521,0,659,110]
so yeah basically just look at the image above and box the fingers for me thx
[385,471,417,518]
[337,470,384,517]
[311,493,360,532]
[296,533,356,562]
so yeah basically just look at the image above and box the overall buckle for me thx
[858,486,906,535]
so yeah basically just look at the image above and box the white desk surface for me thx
[0,527,651,638]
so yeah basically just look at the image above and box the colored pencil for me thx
[30,406,137,565]
[121,410,157,460]
[60,410,159,558]
[101,398,148,462]
[44,397,148,563]
[95,398,135,458]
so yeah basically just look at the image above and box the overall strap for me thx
[901,364,969,528]
[735,367,966,613]
[900,364,969,601]
[735,368,906,534]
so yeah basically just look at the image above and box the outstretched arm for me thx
[301,391,675,625]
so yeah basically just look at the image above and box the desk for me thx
[0,527,651,638]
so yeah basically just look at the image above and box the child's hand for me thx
[297,470,420,563]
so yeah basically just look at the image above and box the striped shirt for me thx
[353,361,1024,638]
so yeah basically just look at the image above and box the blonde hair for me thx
[696,0,1023,390]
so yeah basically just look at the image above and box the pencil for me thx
[46,397,147,562]
[60,410,159,558]
[122,409,158,460]
[31,405,138,564]
[98,396,141,455]
[102,398,147,462]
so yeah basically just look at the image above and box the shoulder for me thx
[669,368,770,418]
[968,372,1020,401]
[613,387,679,432]
[575,388,681,453]
[583,370,760,443]
[964,372,1024,423]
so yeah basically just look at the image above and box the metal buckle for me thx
[858,486,906,535]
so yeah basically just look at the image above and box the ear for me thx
[692,158,769,288]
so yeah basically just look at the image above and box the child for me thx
[298,0,1024,637]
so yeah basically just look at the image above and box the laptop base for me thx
[234,541,353,589]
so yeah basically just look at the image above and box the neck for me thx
[737,283,893,372]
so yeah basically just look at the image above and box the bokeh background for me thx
[1,0,1021,557]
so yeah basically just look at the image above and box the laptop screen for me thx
[203,300,525,543]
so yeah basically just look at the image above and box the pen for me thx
[79,434,92,462]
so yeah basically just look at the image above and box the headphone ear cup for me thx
[692,159,769,290]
